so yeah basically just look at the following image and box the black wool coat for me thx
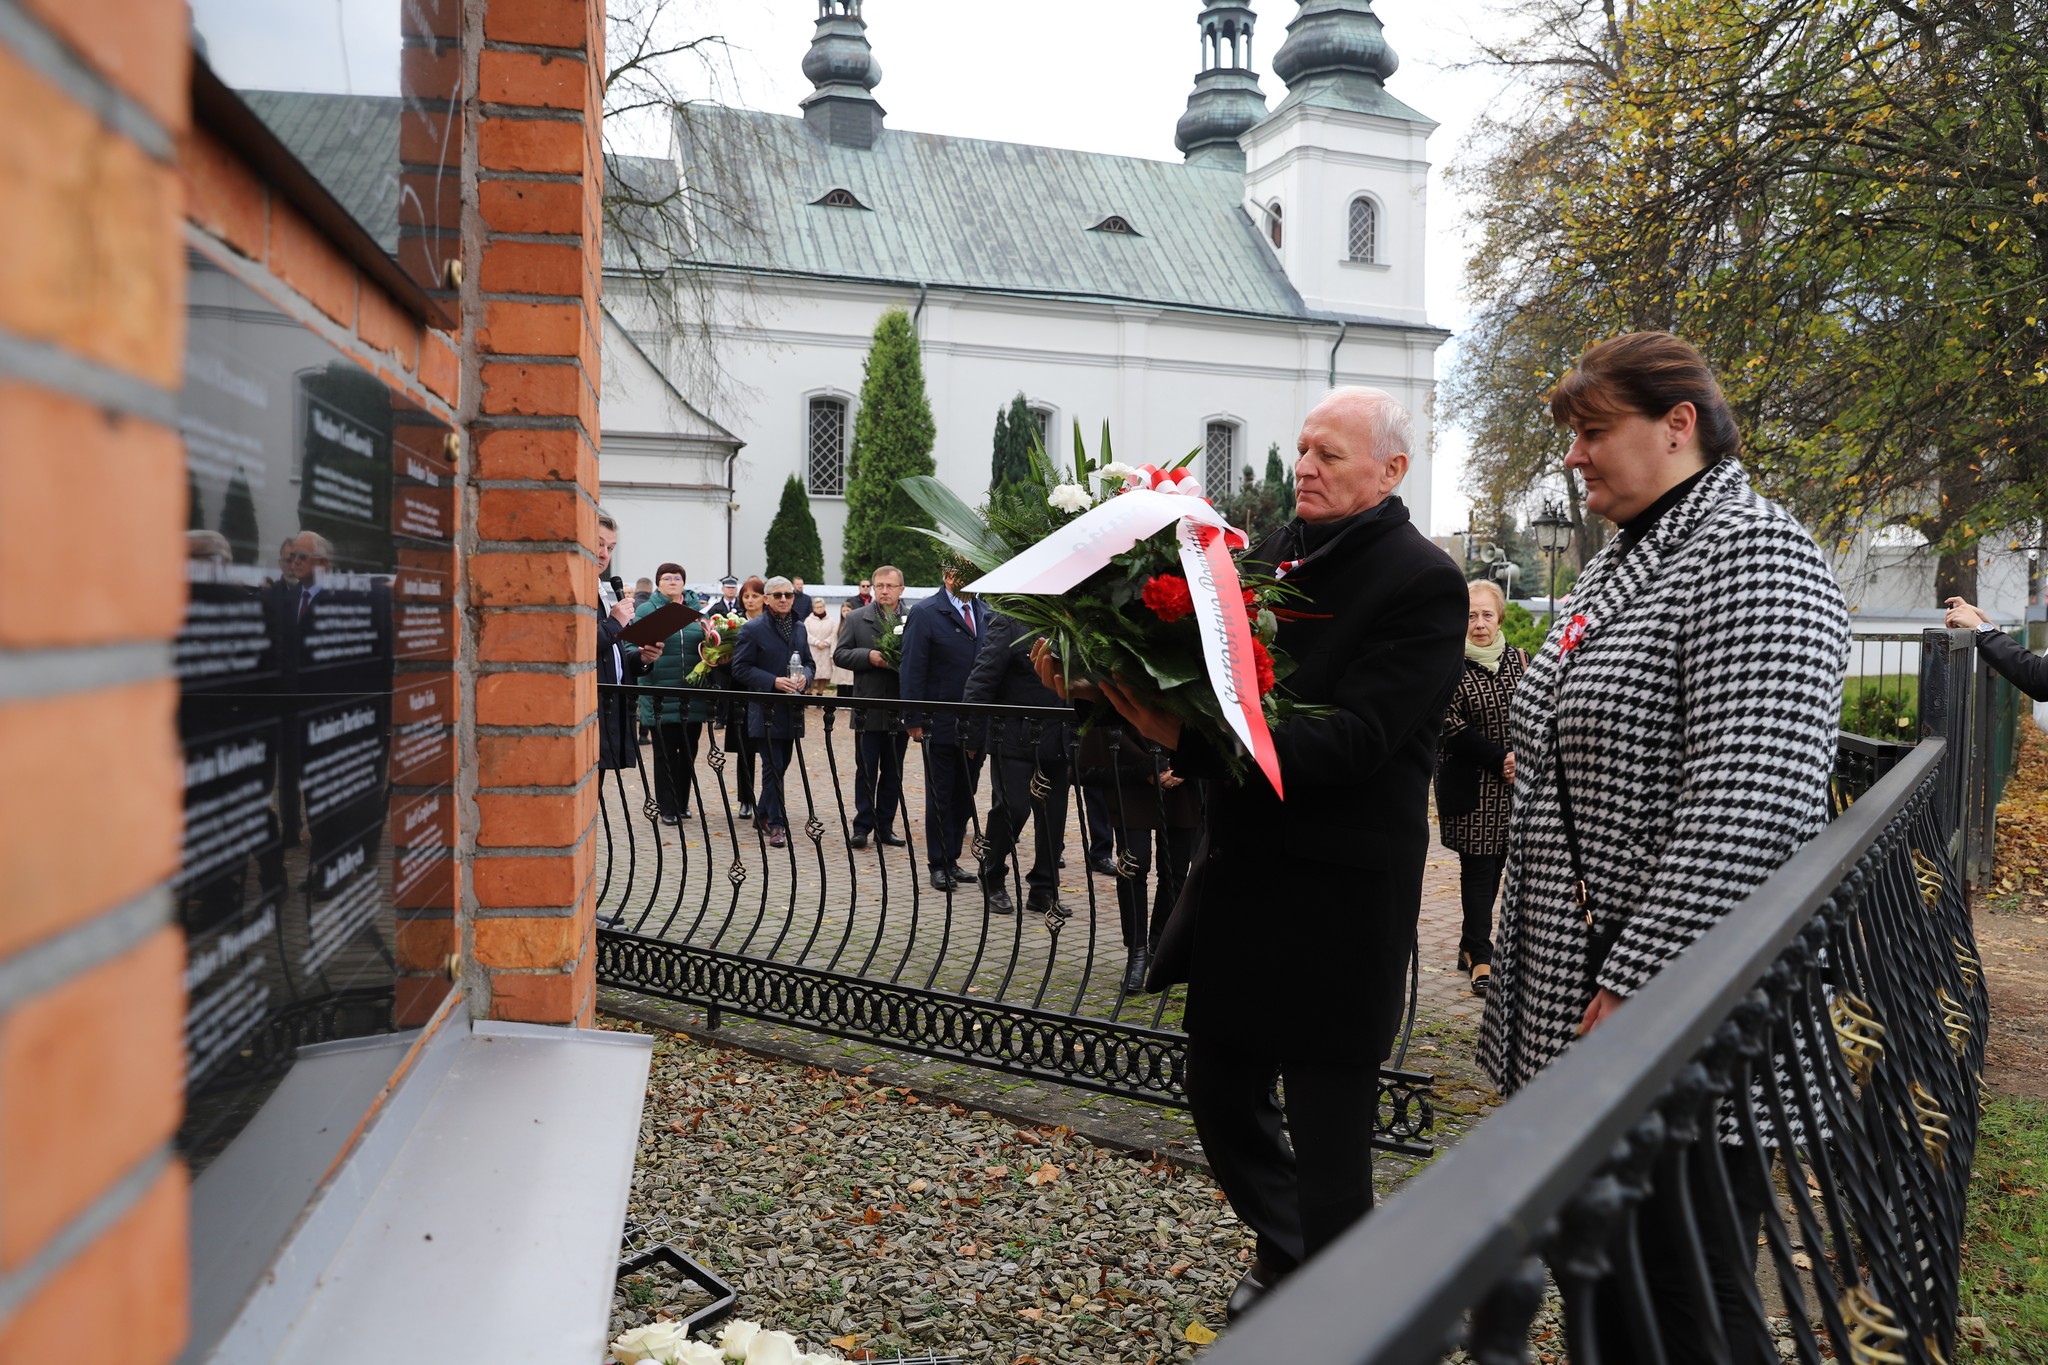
[1171,496,1468,1063]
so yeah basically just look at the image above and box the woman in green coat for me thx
[635,564,703,824]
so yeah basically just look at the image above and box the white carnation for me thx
[1047,484,1093,514]
[1093,461,1144,490]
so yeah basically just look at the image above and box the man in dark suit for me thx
[730,576,815,848]
[834,564,910,848]
[964,612,1075,919]
[1083,388,1467,1318]
[899,563,987,892]
[789,576,815,624]
[595,510,653,771]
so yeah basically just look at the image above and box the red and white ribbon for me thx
[967,487,1284,798]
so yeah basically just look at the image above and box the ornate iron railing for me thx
[1204,739,1988,1365]
[590,685,1440,1152]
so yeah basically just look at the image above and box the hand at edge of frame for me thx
[1577,987,1624,1037]
[1098,678,1182,752]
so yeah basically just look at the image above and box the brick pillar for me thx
[0,2,192,1359]
[463,0,607,1024]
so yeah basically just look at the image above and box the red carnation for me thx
[1141,574,1195,624]
[1243,588,1258,610]
[1251,638,1277,695]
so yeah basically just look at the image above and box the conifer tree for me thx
[1261,442,1293,505]
[841,308,939,583]
[992,392,1035,489]
[763,475,825,584]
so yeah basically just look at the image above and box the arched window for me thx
[1027,405,1054,454]
[814,187,870,210]
[1347,197,1378,262]
[1204,421,1239,493]
[806,396,848,496]
[1266,201,1283,249]
[1089,215,1139,235]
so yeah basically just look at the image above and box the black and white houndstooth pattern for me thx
[1478,459,1849,1096]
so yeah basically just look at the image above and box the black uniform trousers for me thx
[852,730,908,838]
[980,751,1069,903]
[1457,851,1504,966]
[650,720,703,820]
[921,740,982,870]
[1113,824,1195,950]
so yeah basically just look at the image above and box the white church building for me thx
[600,0,1448,584]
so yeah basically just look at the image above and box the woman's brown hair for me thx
[1549,331,1741,464]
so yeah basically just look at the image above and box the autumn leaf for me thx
[984,1165,1010,1179]
[1019,1308,1044,1321]
[830,1335,863,1351]
[907,1178,929,1194]
[862,1208,883,1225]
[1026,1163,1061,1186]
[1184,1320,1218,1344]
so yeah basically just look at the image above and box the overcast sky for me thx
[192,0,1523,533]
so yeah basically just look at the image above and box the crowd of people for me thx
[586,331,1869,1357]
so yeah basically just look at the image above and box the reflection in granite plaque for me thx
[174,245,459,1322]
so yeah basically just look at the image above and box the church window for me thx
[1348,197,1378,262]
[1090,215,1140,235]
[1204,421,1238,493]
[1266,201,1283,249]
[814,188,870,210]
[1027,404,1054,454]
[807,397,848,496]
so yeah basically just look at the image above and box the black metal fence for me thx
[591,685,1439,1153]
[1205,738,1988,1364]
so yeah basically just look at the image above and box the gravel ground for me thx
[605,1016,1256,1364]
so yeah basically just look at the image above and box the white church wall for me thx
[608,273,1442,582]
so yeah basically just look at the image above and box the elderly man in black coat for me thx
[834,565,910,848]
[1078,388,1468,1318]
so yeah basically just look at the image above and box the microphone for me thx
[609,575,625,598]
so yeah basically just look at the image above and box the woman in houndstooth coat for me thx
[1477,333,1849,1363]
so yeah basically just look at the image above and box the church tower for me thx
[800,0,886,149]
[1174,1,1267,169]
[1242,0,1434,323]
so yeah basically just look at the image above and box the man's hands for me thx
[1028,639,1102,703]
[1944,596,1989,629]
[869,649,888,669]
[1502,751,1516,785]
[636,642,663,665]
[609,597,635,626]
[772,675,805,694]
[1099,680,1183,752]
[907,727,924,742]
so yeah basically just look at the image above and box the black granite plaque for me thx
[175,246,456,1178]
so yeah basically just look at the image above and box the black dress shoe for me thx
[660,813,680,827]
[1026,895,1069,926]
[948,863,978,884]
[1121,945,1150,993]
[985,884,1015,915]
[1088,855,1119,878]
[848,833,870,849]
[1227,1261,1277,1323]
[738,801,754,819]
[877,831,908,847]
[929,869,956,893]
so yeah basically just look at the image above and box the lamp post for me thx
[1529,503,1573,616]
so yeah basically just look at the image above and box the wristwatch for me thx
[1975,621,1999,635]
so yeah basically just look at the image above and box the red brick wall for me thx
[0,3,191,1360]
[465,0,608,1026]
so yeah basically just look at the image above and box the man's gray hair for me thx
[1324,386,1416,464]
[595,506,619,532]
[763,575,794,593]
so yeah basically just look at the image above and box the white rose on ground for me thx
[718,1320,763,1360]
[744,1330,801,1365]
[613,1322,686,1363]
[1047,484,1092,514]
[673,1343,726,1365]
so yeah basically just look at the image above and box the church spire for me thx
[800,0,886,149]
[1174,0,1268,168]
[1270,0,1402,113]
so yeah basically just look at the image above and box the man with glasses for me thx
[731,577,815,848]
[853,578,874,609]
[835,565,909,849]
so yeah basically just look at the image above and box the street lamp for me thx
[1529,503,1573,614]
